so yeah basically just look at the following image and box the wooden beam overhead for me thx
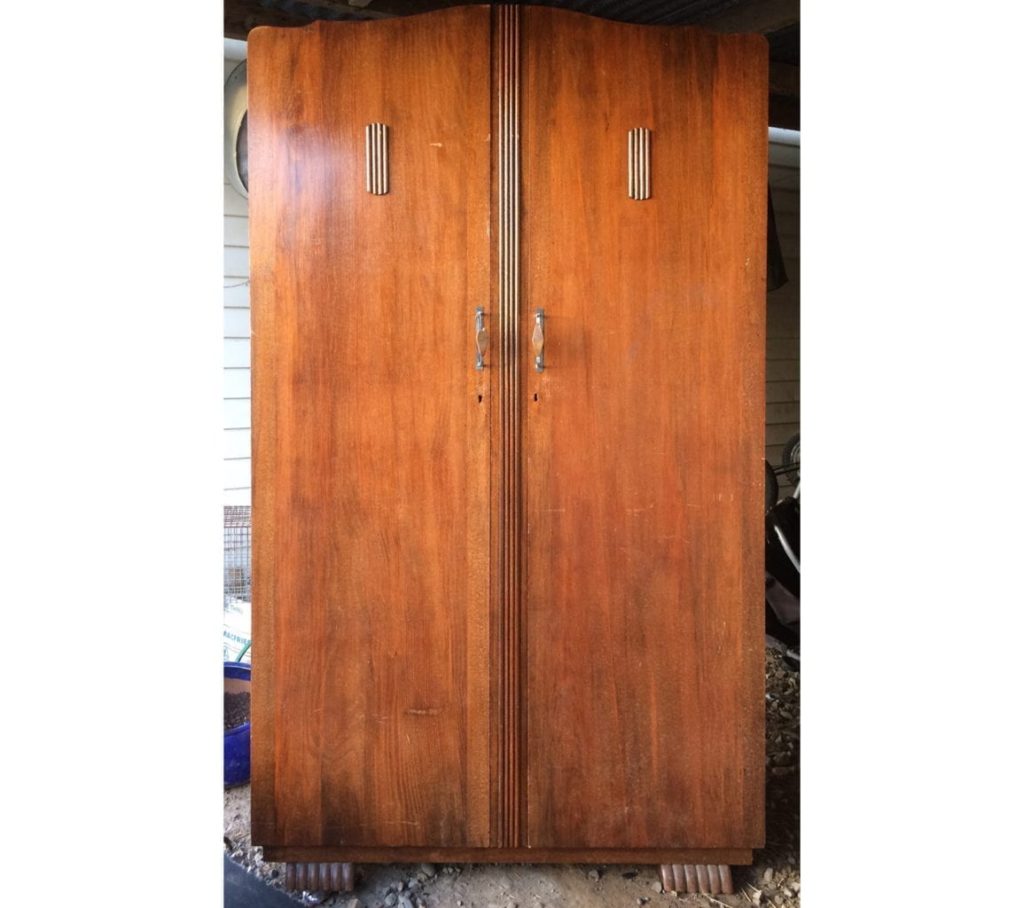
[227,1,802,38]
[701,0,799,35]
[224,0,393,39]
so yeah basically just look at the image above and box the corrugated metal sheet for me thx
[237,1,755,26]
[227,2,798,69]
[516,1,745,26]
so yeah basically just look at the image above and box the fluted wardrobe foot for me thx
[659,863,734,895]
[284,861,355,892]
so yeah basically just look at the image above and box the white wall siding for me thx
[224,47,251,506]
[224,182,248,216]
[224,369,251,400]
[224,246,250,279]
[225,428,251,460]
[766,129,800,489]
[224,307,251,338]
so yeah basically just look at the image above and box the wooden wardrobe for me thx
[248,4,767,895]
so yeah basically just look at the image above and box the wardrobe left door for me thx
[248,8,494,850]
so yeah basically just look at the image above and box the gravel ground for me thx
[224,645,799,908]
[225,692,251,731]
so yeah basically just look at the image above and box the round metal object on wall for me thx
[225,60,248,197]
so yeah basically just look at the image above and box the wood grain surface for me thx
[248,3,768,859]
[520,7,768,849]
[248,7,494,848]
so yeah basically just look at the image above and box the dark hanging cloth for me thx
[766,185,789,292]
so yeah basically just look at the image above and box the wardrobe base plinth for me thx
[264,846,753,865]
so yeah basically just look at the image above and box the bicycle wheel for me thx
[781,432,800,487]
[765,460,779,512]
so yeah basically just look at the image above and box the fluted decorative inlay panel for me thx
[365,123,389,195]
[497,2,522,850]
[628,127,651,200]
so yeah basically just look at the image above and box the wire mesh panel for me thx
[224,506,252,662]
[224,506,252,605]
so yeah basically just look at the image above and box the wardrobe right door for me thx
[521,7,768,850]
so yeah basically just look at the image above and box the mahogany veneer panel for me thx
[248,7,494,849]
[248,3,767,862]
[520,7,767,849]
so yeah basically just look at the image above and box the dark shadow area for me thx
[225,854,296,908]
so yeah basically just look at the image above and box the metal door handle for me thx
[532,309,545,372]
[474,307,489,370]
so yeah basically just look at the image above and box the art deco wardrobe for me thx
[248,3,766,896]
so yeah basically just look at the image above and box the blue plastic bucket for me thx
[224,661,251,786]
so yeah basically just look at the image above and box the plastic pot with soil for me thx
[224,661,251,787]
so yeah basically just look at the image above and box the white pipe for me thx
[774,524,801,573]
[768,126,800,146]
[224,38,247,62]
